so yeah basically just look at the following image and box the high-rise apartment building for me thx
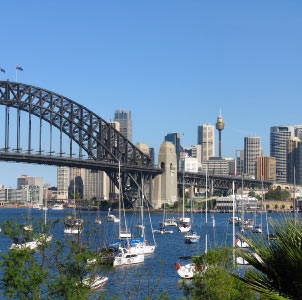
[287,137,302,184]
[165,133,182,170]
[244,137,262,178]
[113,110,132,142]
[57,167,69,200]
[197,124,215,161]
[256,156,276,181]
[270,126,295,183]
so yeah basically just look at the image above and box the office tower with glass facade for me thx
[244,137,262,178]
[113,110,132,142]
[270,125,295,183]
[287,137,302,184]
[197,124,215,161]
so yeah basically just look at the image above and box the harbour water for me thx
[0,208,289,299]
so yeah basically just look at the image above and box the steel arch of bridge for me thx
[0,81,160,207]
[0,81,151,167]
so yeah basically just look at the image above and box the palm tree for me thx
[236,217,302,300]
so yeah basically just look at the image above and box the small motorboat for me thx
[184,231,200,244]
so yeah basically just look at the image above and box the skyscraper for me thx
[270,126,295,183]
[287,137,302,184]
[295,125,302,140]
[197,124,215,161]
[57,166,69,200]
[113,110,132,142]
[244,137,262,177]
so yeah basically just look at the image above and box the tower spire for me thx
[216,110,225,158]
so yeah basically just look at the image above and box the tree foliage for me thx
[265,187,290,201]
[236,217,302,300]
[182,247,257,300]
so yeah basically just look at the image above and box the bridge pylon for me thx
[152,142,177,209]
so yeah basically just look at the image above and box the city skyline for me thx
[0,1,301,186]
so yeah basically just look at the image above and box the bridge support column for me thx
[152,142,177,209]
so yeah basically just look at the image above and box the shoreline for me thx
[0,206,294,214]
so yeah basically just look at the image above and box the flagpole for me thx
[16,69,17,82]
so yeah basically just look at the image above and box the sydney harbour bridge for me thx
[0,81,272,207]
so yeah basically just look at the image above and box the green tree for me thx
[1,218,103,300]
[236,218,302,300]
[182,247,257,300]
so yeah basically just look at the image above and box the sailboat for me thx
[106,207,120,223]
[154,201,173,234]
[11,198,52,250]
[24,202,33,231]
[113,161,144,267]
[178,165,191,233]
[184,189,200,244]
[127,178,156,255]
[176,167,208,277]
[252,190,262,234]
[95,199,102,225]
[64,177,83,234]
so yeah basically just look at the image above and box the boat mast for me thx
[141,176,145,238]
[294,166,297,223]
[182,162,185,219]
[44,198,47,226]
[205,164,208,253]
[241,173,244,230]
[263,177,270,240]
[118,161,121,239]
[232,181,235,263]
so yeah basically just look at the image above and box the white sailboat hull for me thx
[178,225,191,233]
[176,263,196,279]
[128,243,155,255]
[113,248,144,267]
[64,227,82,234]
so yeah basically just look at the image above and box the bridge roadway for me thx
[0,149,273,191]
[0,150,162,175]
[178,171,273,190]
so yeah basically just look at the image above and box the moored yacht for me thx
[52,204,64,210]
[184,231,200,244]
[113,247,144,267]
[178,217,191,233]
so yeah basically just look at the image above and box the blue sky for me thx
[0,0,301,187]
